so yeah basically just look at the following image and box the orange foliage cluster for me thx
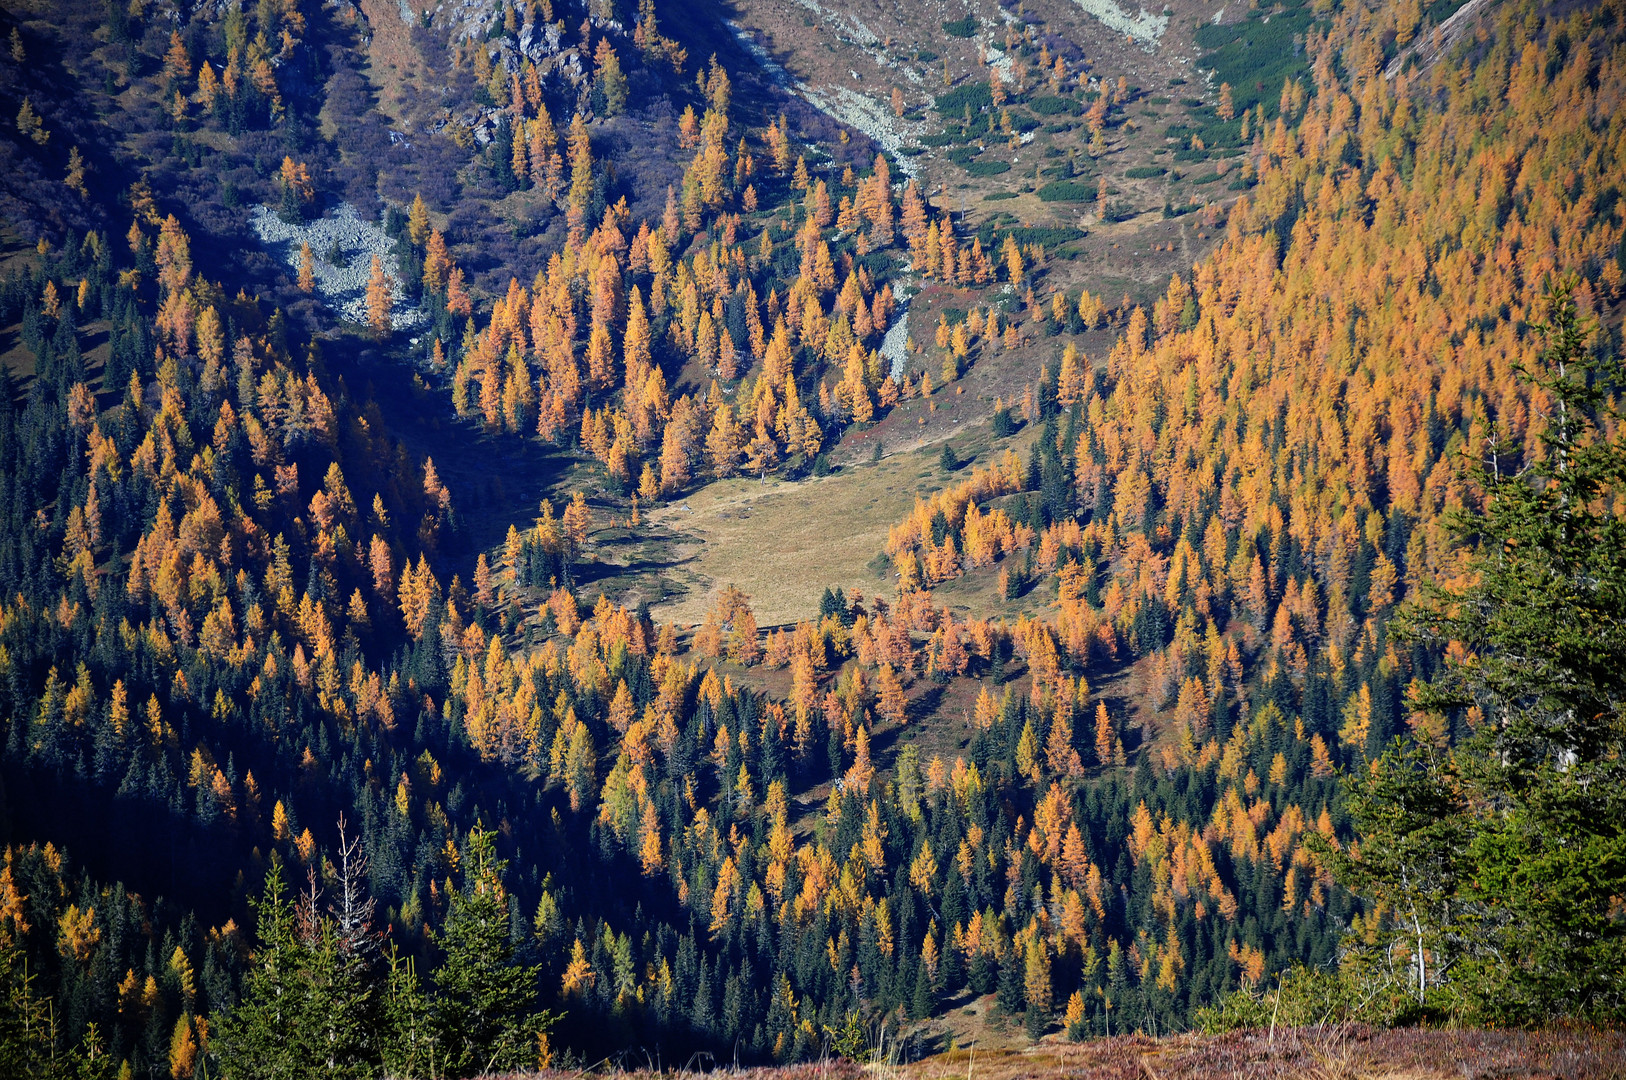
[886,451,1031,588]
[447,163,908,491]
[72,213,460,744]
[891,0,1626,724]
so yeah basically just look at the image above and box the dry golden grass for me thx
[644,450,946,627]
[881,1026,1626,1080]
[634,402,1059,630]
[354,0,424,123]
[490,1024,1626,1080]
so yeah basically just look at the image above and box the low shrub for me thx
[1037,180,1096,201]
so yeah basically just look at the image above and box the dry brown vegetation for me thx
[641,445,965,626]
[909,1028,1626,1080]
[489,1027,1626,1080]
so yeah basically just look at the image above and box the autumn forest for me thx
[0,0,1620,1075]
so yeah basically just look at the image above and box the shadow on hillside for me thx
[865,680,951,771]
[664,0,884,166]
[574,549,702,592]
[322,332,573,569]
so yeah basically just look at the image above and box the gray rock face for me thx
[249,203,427,330]
[518,20,562,64]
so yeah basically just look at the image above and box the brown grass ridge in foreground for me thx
[486,1027,1626,1080]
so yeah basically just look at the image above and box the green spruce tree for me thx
[217,822,386,1080]
[431,823,554,1078]
[216,857,315,1080]
[1325,276,1626,1025]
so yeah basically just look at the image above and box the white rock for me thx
[249,203,428,330]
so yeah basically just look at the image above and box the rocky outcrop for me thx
[249,203,427,329]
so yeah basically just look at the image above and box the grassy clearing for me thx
[2,318,113,403]
[0,324,37,385]
[635,413,1039,628]
[643,449,947,627]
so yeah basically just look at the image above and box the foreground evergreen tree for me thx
[220,823,560,1079]
[380,946,437,1080]
[1322,277,1626,1024]
[0,931,116,1080]
[214,860,300,1079]
[217,822,388,1079]
[431,823,553,1078]
[216,858,368,1079]
[1307,738,1468,1020]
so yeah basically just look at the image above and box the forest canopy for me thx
[0,0,1619,1075]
